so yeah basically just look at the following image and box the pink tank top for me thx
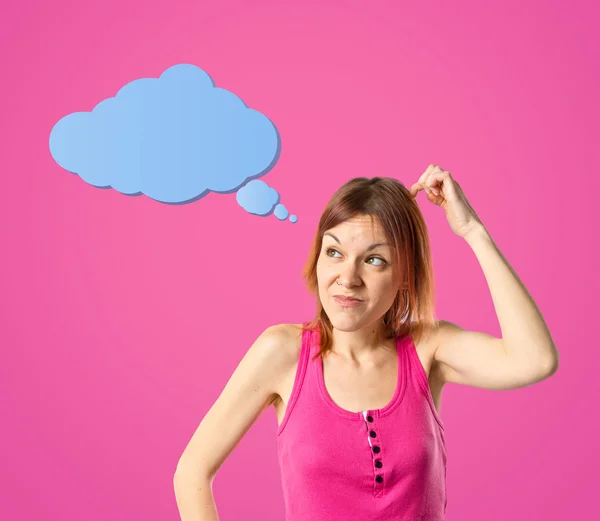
[276,323,447,521]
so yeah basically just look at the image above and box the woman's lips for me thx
[333,296,364,308]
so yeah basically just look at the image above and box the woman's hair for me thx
[301,176,438,361]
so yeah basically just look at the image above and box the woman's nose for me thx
[336,268,361,287]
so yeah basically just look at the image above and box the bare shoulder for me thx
[413,321,446,386]
[264,323,305,405]
[268,322,304,341]
[241,323,303,384]
[266,323,304,369]
[412,322,439,361]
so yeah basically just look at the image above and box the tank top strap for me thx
[276,323,313,435]
[402,333,445,432]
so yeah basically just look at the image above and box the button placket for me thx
[362,411,384,494]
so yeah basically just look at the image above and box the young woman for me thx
[174,164,559,521]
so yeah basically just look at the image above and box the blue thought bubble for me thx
[49,63,297,222]
[236,179,297,222]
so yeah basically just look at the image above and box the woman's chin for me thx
[328,314,364,330]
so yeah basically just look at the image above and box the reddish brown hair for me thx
[301,177,439,360]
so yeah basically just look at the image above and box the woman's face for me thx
[316,214,399,332]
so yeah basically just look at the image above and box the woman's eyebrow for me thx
[324,232,389,252]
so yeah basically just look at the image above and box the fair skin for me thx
[316,214,400,362]
[301,162,560,392]
[174,165,560,519]
[411,164,559,388]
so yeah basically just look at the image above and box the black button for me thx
[373,446,380,453]
[376,476,383,483]
[369,430,377,438]
[367,415,374,422]
[375,461,382,468]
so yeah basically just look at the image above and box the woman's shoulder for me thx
[260,323,305,360]
[263,324,306,403]
[265,322,304,338]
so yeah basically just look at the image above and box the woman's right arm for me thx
[173,324,298,521]
[173,473,220,521]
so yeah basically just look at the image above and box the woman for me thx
[174,164,559,521]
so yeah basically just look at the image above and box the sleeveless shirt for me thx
[276,323,447,521]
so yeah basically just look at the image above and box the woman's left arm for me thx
[411,165,559,390]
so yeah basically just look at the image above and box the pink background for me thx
[1,0,597,520]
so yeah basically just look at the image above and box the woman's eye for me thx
[325,248,386,266]
[368,257,386,266]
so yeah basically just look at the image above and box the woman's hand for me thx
[409,164,483,239]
